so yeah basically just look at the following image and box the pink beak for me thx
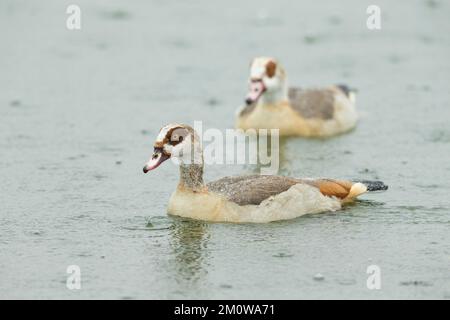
[143,149,170,173]
[245,80,266,105]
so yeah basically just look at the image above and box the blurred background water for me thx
[0,0,449,299]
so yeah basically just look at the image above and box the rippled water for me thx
[1,0,449,299]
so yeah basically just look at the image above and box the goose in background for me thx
[142,123,387,223]
[236,57,358,137]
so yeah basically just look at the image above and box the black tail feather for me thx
[357,180,388,192]
[336,84,357,98]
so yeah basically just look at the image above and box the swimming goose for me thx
[142,123,387,223]
[236,57,358,137]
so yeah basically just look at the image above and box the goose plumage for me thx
[236,57,358,137]
[142,123,387,223]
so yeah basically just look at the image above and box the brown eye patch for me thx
[169,135,183,146]
[167,127,189,146]
[266,60,277,78]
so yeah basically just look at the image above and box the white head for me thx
[143,123,203,173]
[245,57,288,106]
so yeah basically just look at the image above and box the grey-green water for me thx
[1,0,449,299]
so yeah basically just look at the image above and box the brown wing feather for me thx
[288,88,335,120]
[207,176,356,205]
[207,175,301,206]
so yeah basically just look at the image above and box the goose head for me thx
[143,123,203,173]
[245,57,287,106]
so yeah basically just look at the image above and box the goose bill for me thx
[143,149,170,173]
[245,80,266,105]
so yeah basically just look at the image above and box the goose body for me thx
[143,124,387,223]
[169,176,367,223]
[236,57,357,137]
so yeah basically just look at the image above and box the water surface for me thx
[0,0,449,299]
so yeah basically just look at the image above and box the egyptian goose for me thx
[142,124,387,223]
[236,57,358,137]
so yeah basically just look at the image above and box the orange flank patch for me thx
[309,179,354,199]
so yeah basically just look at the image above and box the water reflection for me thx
[169,218,210,285]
